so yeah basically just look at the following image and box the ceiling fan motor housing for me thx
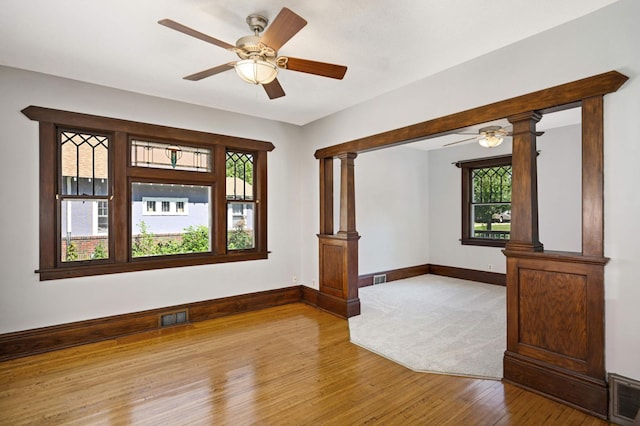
[246,14,268,34]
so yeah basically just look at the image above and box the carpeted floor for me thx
[348,275,506,380]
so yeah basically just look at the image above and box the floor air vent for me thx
[160,310,188,327]
[610,373,640,425]
[373,274,387,285]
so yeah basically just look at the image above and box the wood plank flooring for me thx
[0,303,609,425]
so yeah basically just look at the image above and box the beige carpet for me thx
[348,275,506,380]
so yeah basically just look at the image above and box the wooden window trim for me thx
[457,154,512,248]
[23,106,275,281]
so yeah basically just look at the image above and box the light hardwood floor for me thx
[0,303,609,425]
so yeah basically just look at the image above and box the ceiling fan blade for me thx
[505,131,546,137]
[184,63,234,81]
[443,136,478,147]
[263,78,286,99]
[280,57,347,79]
[260,8,307,51]
[158,19,235,50]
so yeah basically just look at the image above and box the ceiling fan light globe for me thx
[235,59,278,85]
[479,135,504,148]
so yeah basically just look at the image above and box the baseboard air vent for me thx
[609,373,640,425]
[160,310,188,327]
[373,274,387,285]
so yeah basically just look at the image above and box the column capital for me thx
[336,152,358,161]
[508,111,542,124]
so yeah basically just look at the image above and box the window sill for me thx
[461,238,508,248]
[36,251,269,281]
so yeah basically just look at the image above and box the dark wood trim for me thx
[317,233,361,318]
[428,264,506,286]
[213,145,227,255]
[22,106,275,152]
[358,264,430,287]
[503,250,608,417]
[314,71,628,158]
[319,157,334,235]
[0,286,303,361]
[505,111,543,252]
[581,96,605,257]
[504,351,607,419]
[37,251,270,280]
[113,131,129,263]
[25,106,274,280]
[337,153,358,236]
[300,286,320,307]
[39,122,56,270]
[459,155,512,248]
[357,264,505,287]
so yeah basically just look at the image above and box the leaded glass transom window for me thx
[131,140,211,172]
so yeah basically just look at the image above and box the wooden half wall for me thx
[313,71,629,418]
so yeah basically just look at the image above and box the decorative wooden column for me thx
[317,153,360,318]
[503,102,608,418]
[505,111,543,252]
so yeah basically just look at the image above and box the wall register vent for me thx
[160,310,188,327]
[373,274,387,285]
[610,373,640,425]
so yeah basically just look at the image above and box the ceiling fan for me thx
[443,125,544,148]
[158,7,348,100]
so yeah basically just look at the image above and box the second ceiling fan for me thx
[159,7,347,100]
[443,125,544,148]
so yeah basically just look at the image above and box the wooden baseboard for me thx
[358,264,506,287]
[0,286,303,362]
[300,286,319,307]
[503,351,608,419]
[358,264,430,287]
[429,264,506,286]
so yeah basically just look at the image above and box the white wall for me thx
[355,147,430,274]
[0,66,304,333]
[300,0,640,379]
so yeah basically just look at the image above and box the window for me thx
[24,106,274,280]
[96,201,109,235]
[458,155,512,247]
[141,196,189,216]
[226,151,255,250]
[134,185,208,258]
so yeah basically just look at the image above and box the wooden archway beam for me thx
[314,70,628,159]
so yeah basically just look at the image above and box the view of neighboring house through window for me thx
[458,155,512,247]
[132,183,210,258]
[130,139,212,258]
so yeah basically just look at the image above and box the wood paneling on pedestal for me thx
[503,251,608,417]
[318,234,360,318]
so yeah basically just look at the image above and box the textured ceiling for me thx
[1,0,618,126]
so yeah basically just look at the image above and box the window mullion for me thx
[213,145,227,255]
[113,131,128,263]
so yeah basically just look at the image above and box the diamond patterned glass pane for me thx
[226,151,254,200]
[60,131,109,196]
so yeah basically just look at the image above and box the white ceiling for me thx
[1,0,618,127]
